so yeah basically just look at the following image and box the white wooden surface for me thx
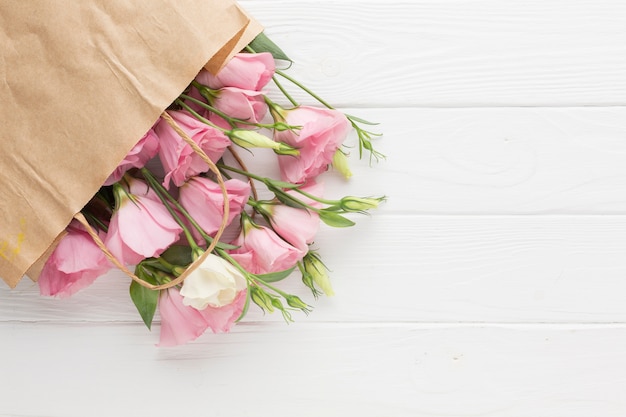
[2,1,626,416]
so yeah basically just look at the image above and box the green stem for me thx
[254,278,290,298]
[190,80,218,99]
[156,256,178,273]
[179,93,238,129]
[275,69,384,163]
[218,164,328,214]
[82,210,109,232]
[140,169,198,250]
[275,69,335,110]
[218,163,265,182]
[215,248,255,282]
[271,75,299,107]
[175,99,225,132]
[140,168,218,249]
[292,187,338,206]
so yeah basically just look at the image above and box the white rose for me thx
[180,254,247,309]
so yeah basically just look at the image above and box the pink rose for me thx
[154,110,231,188]
[178,177,250,236]
[104,128,160,186]
[195,52,275,91]
[39,220,111,298]
[208,87,268,130]
[158,288,209,347]
[104,178,183,265]
[158,287,246,347]
[274,107,351,183]
[229,218,305,275]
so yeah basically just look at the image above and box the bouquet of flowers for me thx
[0,2,383,346]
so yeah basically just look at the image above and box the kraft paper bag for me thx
[0,0,262,288]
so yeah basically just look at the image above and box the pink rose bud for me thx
[208,87,268,129]
[229,216,305,275]
[257,202,320,253]
[195,52,275,91]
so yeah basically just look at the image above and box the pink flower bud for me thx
[208,87,268,129]
[263,203,319,253]
[196,52,275,91]
[229,218,305,275]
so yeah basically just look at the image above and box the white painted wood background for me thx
[2,0,626,415]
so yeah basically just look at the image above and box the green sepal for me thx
[321,204,343,212]
[248,32,292,63]
[129,272,159,330]
[319,211,356,227]
[254,266,297,283]
[274,192,307,209]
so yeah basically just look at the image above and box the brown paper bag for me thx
[0,0,262,288]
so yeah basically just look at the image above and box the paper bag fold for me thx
[0,0,262,287]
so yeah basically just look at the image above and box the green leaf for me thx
[319,211,356,228]
[130,280,159,330]
[255,266,297,283]
[268,180,301,190]
[160,245,193,266]
[248,32,292,62]
[345,113,380,126]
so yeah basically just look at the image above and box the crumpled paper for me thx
[0,0,261,287]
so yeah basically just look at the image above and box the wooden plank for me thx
[1,323,625,416]
[248,107,626,214]
[3,215,626,324]
[239,0,626,107]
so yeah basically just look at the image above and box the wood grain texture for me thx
[220,107,626,214]
[239,0,626,107]
[4,1,626,416]
[1,323,626,417]
[3,215,626,324]
[329,107,626,214]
